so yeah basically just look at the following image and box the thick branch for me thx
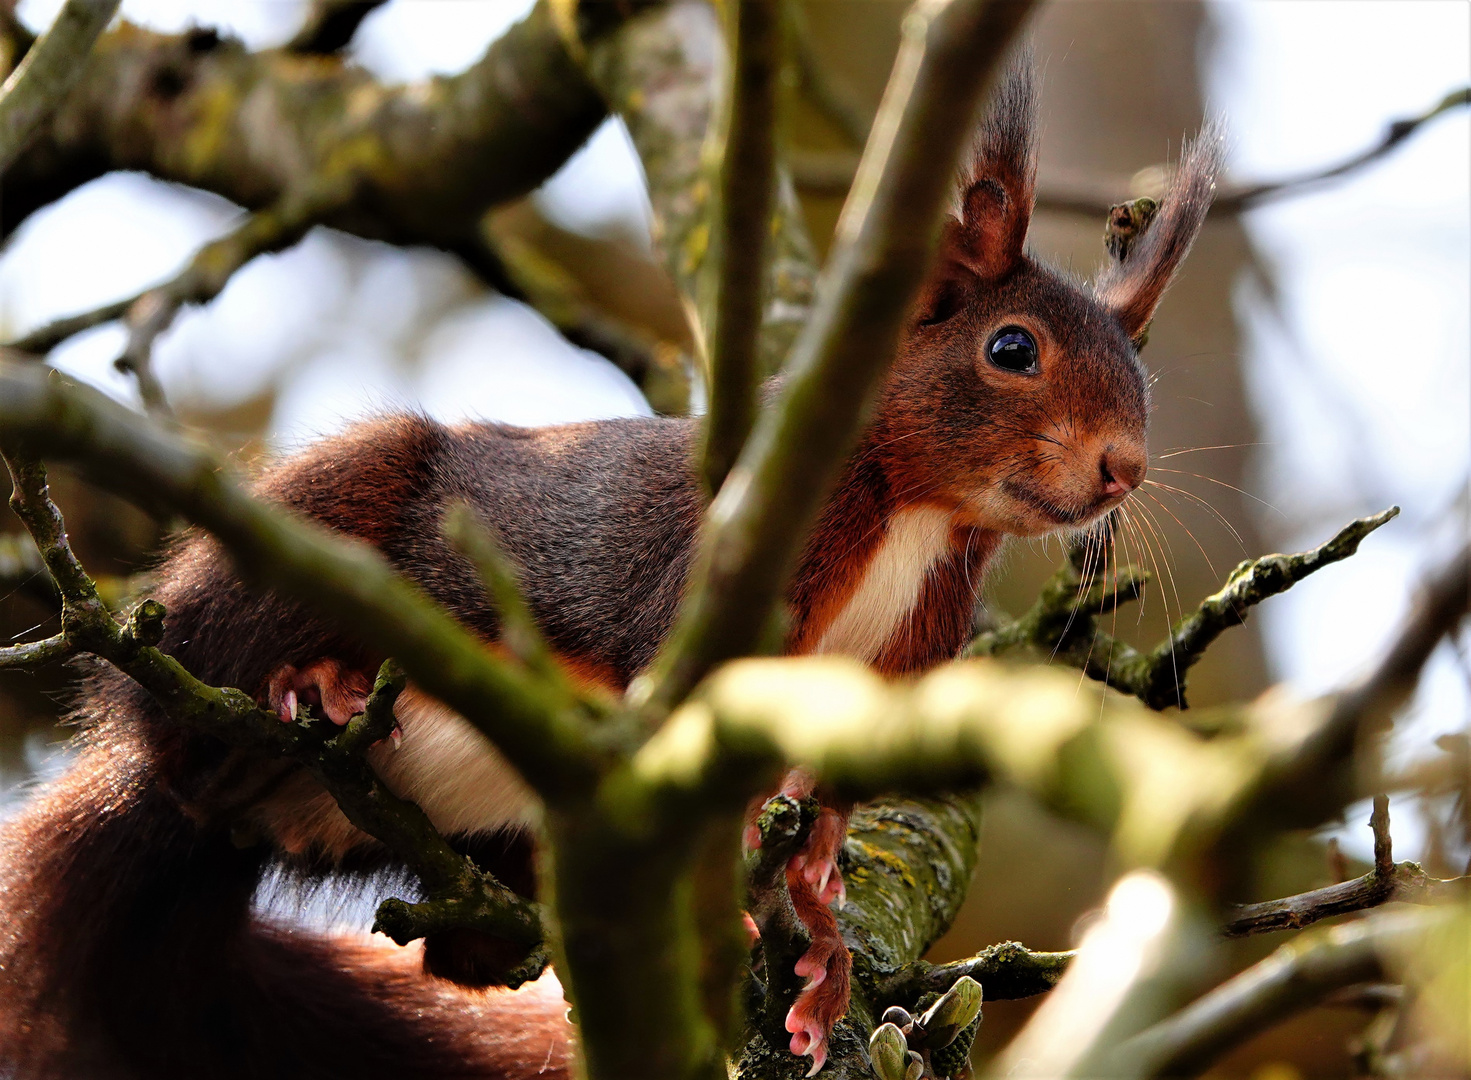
[3,2,616,250]
[0,0,119,174]
[0,361,601,798]
[970,508,1400,710]
[701,0,779,494]
[1114,909,1449,1079]
[642,0,1038,710]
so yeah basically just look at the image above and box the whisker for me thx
[1143,479,1248,553]
[1147,468,1286,518]
[1137,487,1219,580]
[1121,500,1184,705]
[1128,496,1192,631]
[1155,443,1267,460]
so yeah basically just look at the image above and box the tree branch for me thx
[969,508,1400,710]
[574,0,818,378]
[793,85,1471,217]
[877,941,1074,1006]
[9,184,346,412]
[0,0,119,174]
[1229,539,1471,841]
[641,0,1038,711]
[286,0,388,55]
[3,2,618,250]
[1113,908,1451,1079]
[1223,794,1471,937]
[701,0,779,494]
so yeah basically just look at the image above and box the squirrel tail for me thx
[0,725,572,1080]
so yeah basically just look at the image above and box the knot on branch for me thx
[123,598,166,648]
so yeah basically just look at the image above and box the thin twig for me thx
[641,0,1038,710]
[9,187,348,412]
[1223,795,1470,937]
[794,86,1471,216]
[701,0,780,494]
[1216,86,1471,212]
[0,0,119,174]
[969,508,1400,710]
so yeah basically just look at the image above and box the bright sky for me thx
[3,1,1468,860]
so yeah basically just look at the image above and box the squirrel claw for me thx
[265,658,372,726]
[786,1014,829,1077]
[741,912,761,947]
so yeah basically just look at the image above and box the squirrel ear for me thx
[1095,123,1225,343]
[942,53,1037,282]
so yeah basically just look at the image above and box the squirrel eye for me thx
[987,326,1039,374]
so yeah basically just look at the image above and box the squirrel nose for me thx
[1098,447,1145,498]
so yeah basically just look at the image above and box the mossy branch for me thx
[878,942,1074,1007]
[969,507,1401,710]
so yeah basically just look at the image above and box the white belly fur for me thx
[254,687,539,860]
[813,505,953,663]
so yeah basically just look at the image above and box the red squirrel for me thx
[0,63,1220,1079]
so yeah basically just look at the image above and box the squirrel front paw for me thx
[789,807,848,907]
[265,658,372,726]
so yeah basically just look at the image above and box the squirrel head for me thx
[873,59,1223,539]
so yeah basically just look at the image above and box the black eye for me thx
[987,326,1039,373]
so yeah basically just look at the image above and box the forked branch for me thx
[1223,795,1471,937]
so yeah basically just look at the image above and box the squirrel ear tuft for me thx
[943,52,1038,282]
[1095,122,1225,343]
